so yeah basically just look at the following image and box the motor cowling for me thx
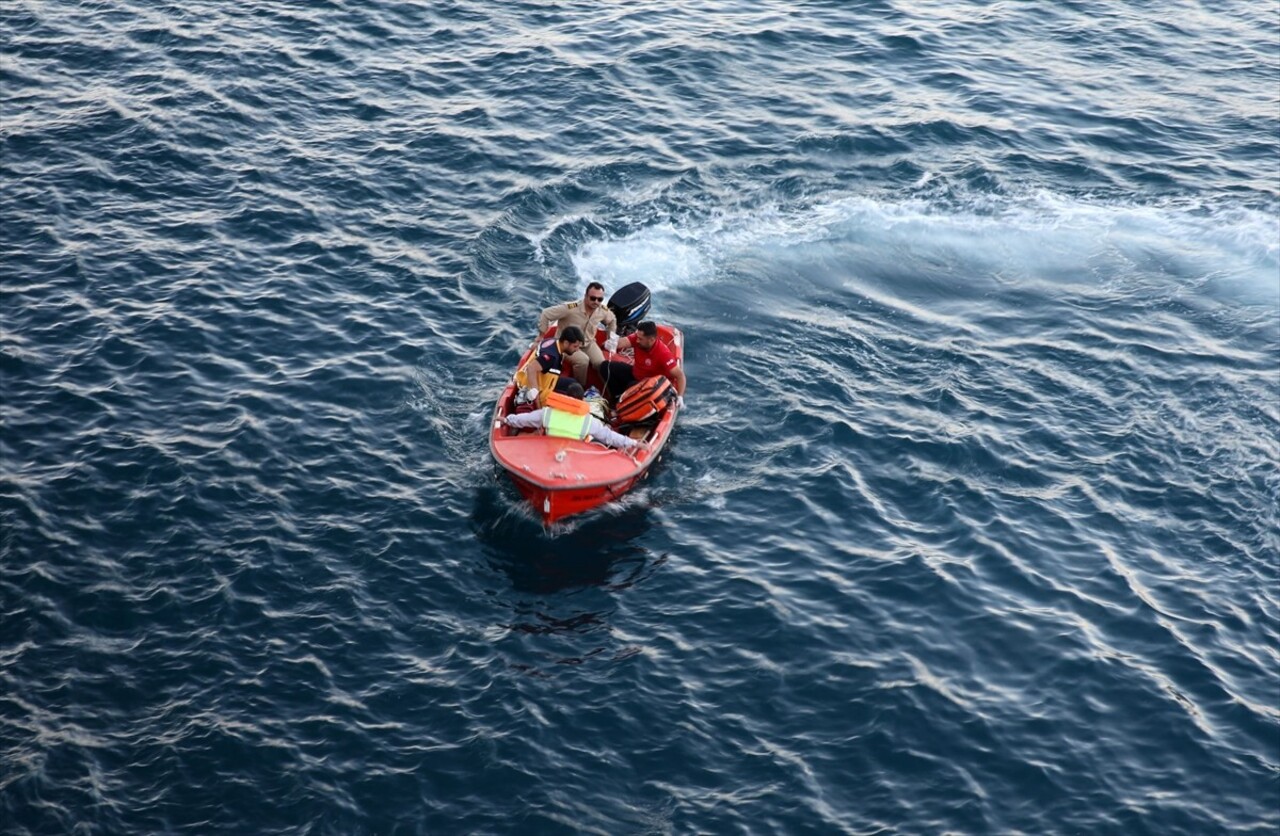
[607,282,651,336]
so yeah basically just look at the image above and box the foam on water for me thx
[572,223,710,292]
[571,192,1279,308]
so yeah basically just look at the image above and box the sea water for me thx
[2,1,1277,833]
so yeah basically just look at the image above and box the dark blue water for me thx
[3,1,1277,833]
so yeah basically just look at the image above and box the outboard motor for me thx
[607,282,651,335]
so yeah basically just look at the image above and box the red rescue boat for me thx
[489,322,684,527]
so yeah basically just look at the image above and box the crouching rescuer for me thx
[504,381,648,453]
[515,326,586,406]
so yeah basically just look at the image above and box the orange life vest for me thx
[543,391,590,416]
[614,376,674,425]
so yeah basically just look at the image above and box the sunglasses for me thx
[588,295,604,302]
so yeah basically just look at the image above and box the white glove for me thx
[518,387,539,404]
[676,395,685,409]
[604,334,618,353]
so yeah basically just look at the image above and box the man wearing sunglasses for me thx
[536,282,619,387]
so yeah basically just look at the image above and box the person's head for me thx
[583,282,606,312]
[634,320,659,350]
[558,325,585,353]
[560,380,585,400]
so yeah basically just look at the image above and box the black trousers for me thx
[600,360,639,400]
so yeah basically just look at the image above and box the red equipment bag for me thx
[614,375,675,425]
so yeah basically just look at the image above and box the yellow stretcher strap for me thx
[514,360,556,397]
[515,341,561,407]
[536,372,558,407]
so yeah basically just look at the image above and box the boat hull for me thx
[506,470,643,524]
[489,324,683,526]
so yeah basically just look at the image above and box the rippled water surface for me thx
[3,1,1278,833]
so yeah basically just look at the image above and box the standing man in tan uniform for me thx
[536,282,619,387]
